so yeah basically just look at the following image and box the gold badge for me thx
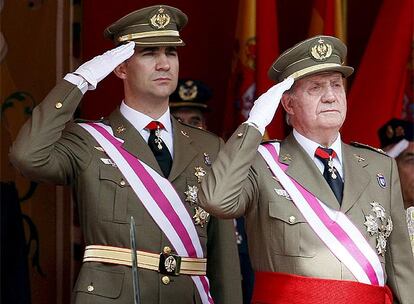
[184,185,198,205]
[150,7,171,29]
[178,80,198,101]
[364,201,393,256]
[193,206,209,227]
[116,125,126,133]
[281,154,292,162]
[310,38,333,61]
[353,154,365,163]
[194,166,206,183]
[181,130,189,138]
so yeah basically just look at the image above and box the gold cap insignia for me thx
[178,81,198,101]
[150,7,171,29]
[310,38,333,61]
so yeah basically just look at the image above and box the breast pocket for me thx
[98,166,143,225]
[268,201,316,257]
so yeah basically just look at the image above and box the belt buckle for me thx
[158,253,181,276]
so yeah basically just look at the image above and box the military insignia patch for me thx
[181,130,189,138]
[193,206,209,227]
[100,158,117,167]
[116,125,126,133]
[364,201,393,256]
[150,7,171,29]
[194,166,206,183]
[376,173,386,188]
[184,185,198,205]
[353,154,365,163]
[309,38,333,61]
[281,154,292,162]
[203,153,212,166]
[274,188,292,201]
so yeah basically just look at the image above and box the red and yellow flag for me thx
[342,0,413,146]
[222,0,280,139]
[308,0,346,41]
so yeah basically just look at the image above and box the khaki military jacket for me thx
[10,80,242,304]
[199,123,414,304]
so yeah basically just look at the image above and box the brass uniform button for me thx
[87,285,94,292]
[120,180,126,186]
[288,216,296,224]
[55,102,63,109]
[161,276,170,285]
[237,132,243,137]
[163,246,171,254]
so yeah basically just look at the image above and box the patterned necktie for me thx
[314,147,343,204]
[145,121,172,178]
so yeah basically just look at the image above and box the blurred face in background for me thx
[171,107,206,129]
[396,142,414,209]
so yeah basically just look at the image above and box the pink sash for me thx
[258,142,384,286]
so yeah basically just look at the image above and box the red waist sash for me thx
[252,271,393,304]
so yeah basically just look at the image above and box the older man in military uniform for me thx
[10,5,242,304]
[378,118,414,255]
[198,35,414,303]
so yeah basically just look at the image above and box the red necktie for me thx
[145,121,172,177]
[314,147,343,204]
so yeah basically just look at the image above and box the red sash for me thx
[252,271,393,304]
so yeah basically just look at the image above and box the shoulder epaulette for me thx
[350,142,388,156]
[176,120,218,137]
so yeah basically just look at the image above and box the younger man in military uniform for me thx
[10,5,241,304]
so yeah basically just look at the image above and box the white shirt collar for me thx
[293,129,342,162]
[293,129,344,178]
[119,101,172,134]
[119,101,174,156]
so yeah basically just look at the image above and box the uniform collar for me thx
[293,129,343,165]
[119,101,172,135]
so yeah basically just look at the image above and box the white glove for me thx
[73,41,135,90]
[246,77,294,135]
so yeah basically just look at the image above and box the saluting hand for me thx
[73,41,135,90]
[246,77,294,135]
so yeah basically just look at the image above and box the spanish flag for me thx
[341,0,413,146]
[308,0,346,41]
[222,0,280,139]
